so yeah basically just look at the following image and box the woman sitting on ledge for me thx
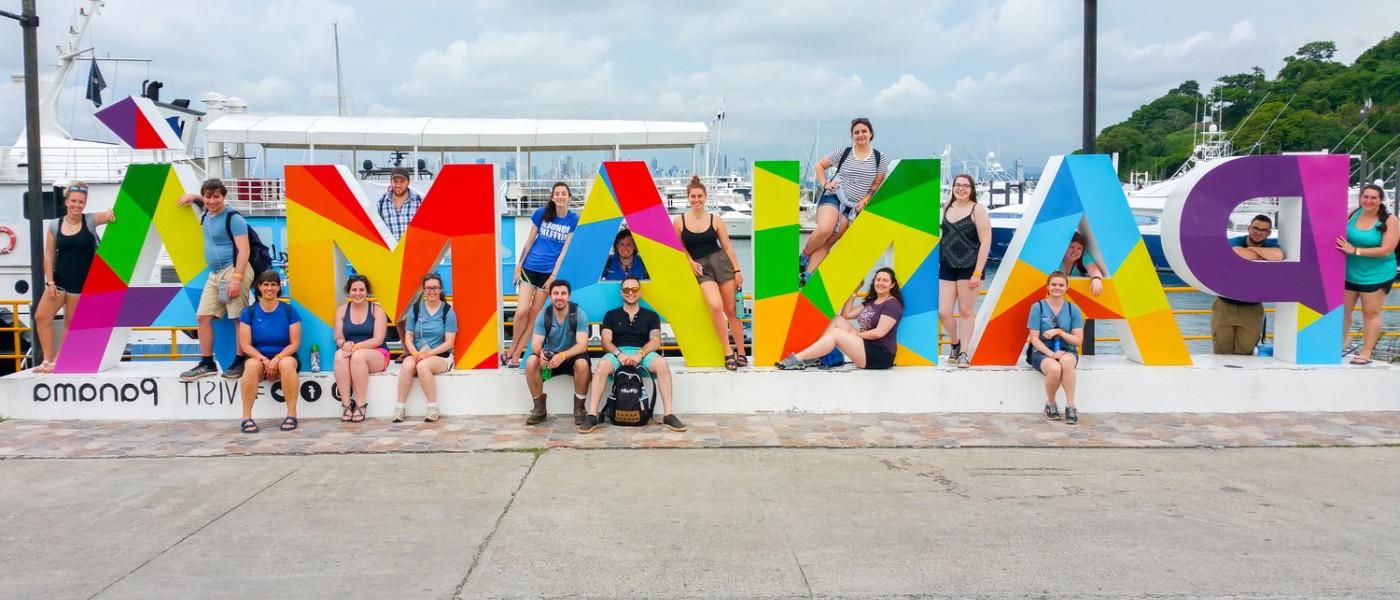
[394,273,456,423]
[334,274,388,423]
[236,270,301,433]
[1026,271,1084,425]
[777,267,903,370]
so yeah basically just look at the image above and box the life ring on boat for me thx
[0,226,16,255]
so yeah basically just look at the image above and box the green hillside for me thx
[1097,34,1400,182]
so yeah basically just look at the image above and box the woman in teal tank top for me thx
[1336,184,1398,364]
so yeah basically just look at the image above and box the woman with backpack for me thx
[334,274,389,423]
[673,176,747,370]
[1026,271,1085,425]
[799,118,889,284]
[1336,184,1399,365]
[33,182,115,373]
[938,173,992,368]
[394,273,457,423]
[503,182,579,368]
[776,267,904,371]
[235,270,302,433]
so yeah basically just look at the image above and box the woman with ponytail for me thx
[672,176,748,370]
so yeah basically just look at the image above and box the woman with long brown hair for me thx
[777,267,904,370]
[673,176,747,369]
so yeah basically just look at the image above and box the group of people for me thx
[30,123,1400,432]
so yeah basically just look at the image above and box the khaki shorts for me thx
[695,251,736,285]
[197,264,255,318]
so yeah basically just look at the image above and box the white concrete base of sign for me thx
[2,355,1396,421]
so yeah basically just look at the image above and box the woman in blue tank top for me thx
[1336,184,1398,365]
[333,275,388,422]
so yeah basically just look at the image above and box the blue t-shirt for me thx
[239,301,301,357]
[202,209,248,271]
[1027,299,1084,353]
[1229,236,1280,249]
[601,253,649,281]
[523,206,579,272]
[534,304,589,354]
[407,302,458,353]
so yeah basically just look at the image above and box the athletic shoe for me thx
[798,253,809,275]
[1044,402,1061,421]
[947,344,961,364]
[776,354,807,370]
[662,414,687,432]
[392,407,407,423]
[577,413,599,433]
[956,352,971,368]
[222,360,244,380]
[179,363,217,382]
[1065,406,1079,425]
[424,406,441,423]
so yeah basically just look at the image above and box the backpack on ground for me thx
[203,208,273,276]
[601,365,657,427]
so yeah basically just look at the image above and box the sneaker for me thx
[799,270,810,287]
[179,362,218,382]
[391,407,406,423]
[1044,402,1061,421]
[424,406,440,423]
[947,343,961,364]
[798,253,809,275]
[577,413,599,433]
[222,359,245,380]
[1065,406,1079,425]
[776,354,807,370]
[662,414,687,432]
[956,352,971,369]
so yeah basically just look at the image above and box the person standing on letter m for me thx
[379,166,423,360]
[177,179,255,381]
[1211,215,1283,355]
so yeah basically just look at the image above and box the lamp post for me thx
[1,0,46,365]
[1081,0,1098,355]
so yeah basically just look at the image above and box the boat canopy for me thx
[204,115,710,152]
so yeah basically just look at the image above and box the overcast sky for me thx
[2,0,1398,176]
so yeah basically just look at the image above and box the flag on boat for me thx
[85,60,107,108]
[713,109,725,124]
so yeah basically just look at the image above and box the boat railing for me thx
[225,178,287,215]
[0,146,194,184]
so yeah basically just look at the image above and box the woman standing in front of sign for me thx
[33,182,115,373]
[334,275,389,422]
[800,118,889,285]
[1336,184,1399,365]
[674,176,748,370]
[1026,271,1085,425]
[938,173,992,368]
[503,182,579,368]
[236,270,302,433]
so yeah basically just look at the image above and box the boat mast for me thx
[333,22,348,117]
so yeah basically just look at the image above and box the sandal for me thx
[33,360,54,374]
[279,416,299,432]
[724,353,738,371]
[341,403,354,422]
[240,418,259,434]
[351,402,366,423]
[735,353,748,368]
[1350,355,1374,365]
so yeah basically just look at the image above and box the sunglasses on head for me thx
[67,185,88,194]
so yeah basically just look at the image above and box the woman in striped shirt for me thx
[799,118,889,284]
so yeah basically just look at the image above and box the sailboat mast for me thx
[333,22,347,117]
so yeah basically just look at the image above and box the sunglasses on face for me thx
[621,286,640,294]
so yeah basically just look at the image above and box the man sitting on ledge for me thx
[1212,214,1283,355]
[578,276,686,433]
[523,280,591,426]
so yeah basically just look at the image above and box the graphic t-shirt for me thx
[523,206,579,272]
[857,296,904,355]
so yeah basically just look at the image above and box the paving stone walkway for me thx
[1,411,1397,459]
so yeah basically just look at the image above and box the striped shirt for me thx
[825,147,889,205]
[377,189,423,243]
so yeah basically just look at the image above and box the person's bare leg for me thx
[509,288,547,364]
[333,354,352,415]
[721,278,745,357]
[652,358,675,415]
[1058,354,1078,407]
[524,353,544,398]
[1039,359,1062,405]
[33,290,64,367]
[240,359,265,419]
[506,284,539,362]
[572,357,590,397]
[588,360,615,415]
[807,218,848,273]
[793,330,840,362]
[396,355,419,405]
[278,359,299,418]
[938,280,960,350]
[699,282,730,355]
[956,280,978,350]
[1342,290,1360,346]
[1358,290,1386,359]
[830,329,868,367]
[802,205,839,258]
[197,314,215,358]
[416,357,444,405]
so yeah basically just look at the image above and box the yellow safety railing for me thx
[3,287,1398,371]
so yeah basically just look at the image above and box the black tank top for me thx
[53,216,97,292]
[681,213,722,259]
[940,205,980,269]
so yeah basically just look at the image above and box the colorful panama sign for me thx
[52,154,1350,374]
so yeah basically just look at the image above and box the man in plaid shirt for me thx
[378,166,423,359]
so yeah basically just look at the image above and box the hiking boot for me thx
[662,414,687,432]
[424,406,441,423]
[1044,402,1061,421]
[776,354,806,370]
[956,352,971,369]
[391,407,407,423]
[526,394,548,425]
[179,362,217,382]
[1065,406,1079,425]
[577,413,599,433]
[573,396,587,426]
[222,359,245,380]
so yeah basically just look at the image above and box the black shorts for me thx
[939,263,975,281]
[536,352,591,377]
[1345,278,1395,294]
[862,340,895,370]
[521,268,551,289]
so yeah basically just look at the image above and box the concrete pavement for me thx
[2,448,1397,599]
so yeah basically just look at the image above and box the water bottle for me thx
[541,350,553,382]
[1051,338,1061,353]
[735,285,747,319]
[309,344,321,373]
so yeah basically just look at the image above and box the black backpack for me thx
[602,365,656,426]
[203,208,273,276]
[835,146,883,175]
[541,302,579,339]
